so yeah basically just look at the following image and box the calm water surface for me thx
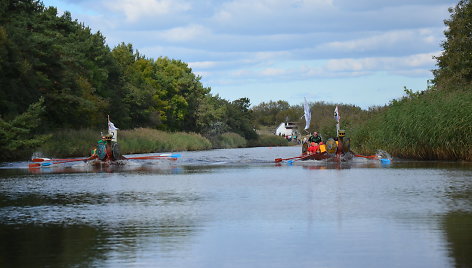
[0,146,471,267]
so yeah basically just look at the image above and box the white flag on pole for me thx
[303,97,311,130]
[334,106,340,122]
[108,120,118,142]
[108,121,118,131]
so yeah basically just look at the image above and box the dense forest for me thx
[1,0,471,161]
[0,0,261,160]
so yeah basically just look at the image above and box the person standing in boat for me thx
[308,131,322,144]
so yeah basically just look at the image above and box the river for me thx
[0,146,471,267]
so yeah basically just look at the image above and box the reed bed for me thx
[211,132,247,149]
[35,128,291,159]
[38,128,212,158]
[113,128,212,154]
[247,134,289,147]
[37,129,100,158]
[351,89,472,160]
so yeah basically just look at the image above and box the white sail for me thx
[304,97,311,130]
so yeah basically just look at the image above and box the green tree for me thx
[196,94,230,137]
[226,98,258,140]
[251,100,291,126]
[433,0,472,90]
[0,97,49,160]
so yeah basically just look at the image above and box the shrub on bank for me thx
[211,132,247,149]
[35,128,293,159]
[37,128,212,158]
[351,89,472,160]
[37,129,99,158]
[114,128,212,154]
[247,134,289,147]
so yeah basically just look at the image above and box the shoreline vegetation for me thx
[1,0,472,162]
[35,128,290,159]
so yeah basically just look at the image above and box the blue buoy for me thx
[380,158,391,164]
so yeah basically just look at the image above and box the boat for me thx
[275,103,388,164]
[29,116,180,169]
[300,104,352,161]
[275,102,392,164]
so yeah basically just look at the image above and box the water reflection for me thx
[0,224,109,267]
[442,212,472,268]
[0,147,471,267]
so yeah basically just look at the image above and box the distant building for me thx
[275,122,298,137]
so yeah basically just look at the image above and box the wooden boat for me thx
[29,117,179,169]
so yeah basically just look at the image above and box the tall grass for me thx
[38,128,212,158]
[37,129,100,158]
[211,132,247,149]
[248,134,289,147]
[119,128,212,153]
[351,89,472,160]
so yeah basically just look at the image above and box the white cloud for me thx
[212,0,334,31]
[42,0,455,107]
[158,24,210,42]
[104,0,191,22]
[260,68,289,76]
[323,53,438,73]
[319,29,441,53]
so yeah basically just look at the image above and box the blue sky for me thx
[41,0,456,109]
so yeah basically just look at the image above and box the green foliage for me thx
[349,0,472,161]
[350,89,472,160]
[0,1,125,128]
[0,97,49,160]
[37,128,98,158]
[37,128,213,158]
[111,44,211,131]
[226,97,258,140]
[195,94,229,136]
[247,134,289,147]
[252,100,368,142]
[251,100,291,126]
[212,132,247,149]
[433,0,472,90]
[119,128,212,153]
[1,0,259,162]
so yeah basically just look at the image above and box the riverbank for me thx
[34,128,289,159]
[350,88,472,161]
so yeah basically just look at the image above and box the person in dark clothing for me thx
[308,131,322,144]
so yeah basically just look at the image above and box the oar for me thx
[287,154,313,163]
[29,156,96,168]
[290,154,313,163]
[354,154,377,159]
[32,157,88,162]
[275,155,305,163]
[125,153,181,160]
[355,154,392,163]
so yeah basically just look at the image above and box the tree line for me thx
[251,0,472,161]
[0,0,259,160]
[1,0,471,161]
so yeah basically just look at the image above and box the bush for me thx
[37,128,212,158]
[247,134,289,147]
[38,129,98,158]
[212,132,247,148]
[351,88,472,160]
